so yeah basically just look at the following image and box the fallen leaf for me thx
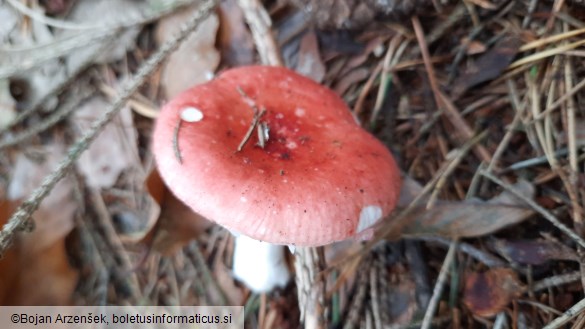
[73,96,138,189]
[62,0,145,71]
[489,239,578,265]
[333,67,369,96]
[462,38,487,55]
[7,239,78,305]
[0,79,16,129]
[295,31,326,83]
[463,268,524,317]
[144,168,214,254]
[3,142,78,305]
[385,265,418,325]
[452,35,522,97]
[217,0,255,67]
[0,198,18,304]
[155,3,220,99]
[213,260,245,306]
[8,144,77,252]
[0,4,19,42]
[399,180,535,238]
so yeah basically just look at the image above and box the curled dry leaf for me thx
[400,180,535,238]
[155,3,220,99]
[463,268,524,317]
[73,96,138,189]
[144,168,214,255]
[217,0,255,67]
[295,31,326,83]
[213,260,245,306]
[62,0,145,71]
[384,264,418,325]
[4,143,78,305]
[489,238,579,265]
[0,79,16,129]
[8,144,77,252]
[0,198,18,303]
[6,239,78,305]
[451,35,522,98]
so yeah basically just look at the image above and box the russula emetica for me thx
[153,66,401,292]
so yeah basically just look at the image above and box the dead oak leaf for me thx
[463,268,524,317]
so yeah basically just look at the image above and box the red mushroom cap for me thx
[153,66,401,246]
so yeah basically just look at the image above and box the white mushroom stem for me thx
[232,234,291,293]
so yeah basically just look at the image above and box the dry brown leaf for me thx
[385,264,417,325]
[401,203,533,238]
[463,268,524,317]
[452,35,522,97]
[461,37,487,55]
[155,3,220,99]
[213,260,245,305]
[62,0,145,71]
[144,168,214,255]
[398,180,534,238]
[489,238,579,265]
[73,96,138,189]
[0,79,16,129]
[333,67,369,96]
[0,198,18,304]
[4,142,78,305]
[8,144,77,252]
[295,31,326,82]
[218,0,255,67]
[7,239,78,305]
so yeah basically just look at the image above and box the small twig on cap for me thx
[235,86,267,152]
[173,119,183,163]
[236,107,266,152]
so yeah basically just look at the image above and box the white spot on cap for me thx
[240,196,247,203]
[180,107,204,122]
[356,205,383,233]
[286,141,297,149]
[275,113,284,119]
[295,108,306,117]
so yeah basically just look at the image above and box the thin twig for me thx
[0,0,218,256]
[236,87,267,152]
[0,88,96,150]
[237,0,283,66]
[421,239,458,329]
[543,297,585,329]
[173,119,183,163]
[412,236,506,268]
[533,271,580,292]
[481,171,585,249]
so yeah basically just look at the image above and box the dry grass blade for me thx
[481,171,585,249]
[543,297,585,329]
[420,239,457,329]
[509,39,585,70]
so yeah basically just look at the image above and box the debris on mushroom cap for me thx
[153,66,401,246]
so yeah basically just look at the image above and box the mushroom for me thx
[152,65,401,302]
